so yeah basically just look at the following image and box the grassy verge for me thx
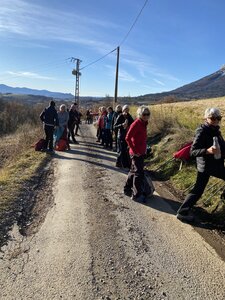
[131,97,225,224]
[0,124,50,217]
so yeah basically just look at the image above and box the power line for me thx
[78,0,149,71]
[80,48,117,71]
[119,0,149,46]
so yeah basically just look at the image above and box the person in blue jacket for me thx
[104,106,114,149]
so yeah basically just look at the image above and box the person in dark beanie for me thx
[177,107,225,222]
[124,105,150,202]
[40,100,59,153]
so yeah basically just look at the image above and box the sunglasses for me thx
[209,116,222,121]
[143,113,150,117]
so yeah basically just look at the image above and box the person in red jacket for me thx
[124,105,151,202]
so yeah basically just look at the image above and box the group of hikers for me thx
[40,100,225,223]
[40,101,82,153]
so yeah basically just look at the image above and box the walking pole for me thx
[204,183,225,206]
[205,180,221,193]
[153,157,175,172]
[183,182,195,194]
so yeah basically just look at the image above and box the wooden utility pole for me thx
[71,58,82,106]
[114,46,120,107]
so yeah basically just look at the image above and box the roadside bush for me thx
[0,100,42,136]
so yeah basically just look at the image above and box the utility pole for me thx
[71,57,82,106]
[114,46,120,108]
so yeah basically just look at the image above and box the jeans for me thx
[124,155,145,198]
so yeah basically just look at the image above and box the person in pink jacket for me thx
[124,105,151,202]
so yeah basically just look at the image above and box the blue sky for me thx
[0,0,225,97]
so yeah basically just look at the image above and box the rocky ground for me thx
[0,124,225,300]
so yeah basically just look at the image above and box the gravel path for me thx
[0,124,225,300]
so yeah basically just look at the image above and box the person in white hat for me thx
[177,107,225,222]
[114,104,134,168]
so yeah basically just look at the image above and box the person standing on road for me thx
[114,105,133,168]
[56,104,70,150]
[104,106,114,150]
[73,103,82,137]
[40,100,59,153]
[97,107,107,145]
[177,107,225,222]
[112,105,122,152]
[123,106,150,202]
[68,104,79,144]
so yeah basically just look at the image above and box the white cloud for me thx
[6,71,55,80]
[119,69,138,82]
[105,64,138,83]
[153,79,165,86]
[0,0,119,53]
[122,56,180,83]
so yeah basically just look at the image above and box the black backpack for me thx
[142,173,155,197]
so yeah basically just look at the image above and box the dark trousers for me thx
[75,123,79,135]
[101,129,106,145]
[178,168,225,213]
[114,130,118,151]
[105,129,112,148]
[68,123,76,142]
[44,125,54,151]
[124,155,145,197]
[116,139,130,168]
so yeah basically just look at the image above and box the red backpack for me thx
[34,138,45,151]
[56,139,67,151]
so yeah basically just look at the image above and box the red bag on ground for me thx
[56,139,67,151]
[34,138,45,151]
[173,142,193,162]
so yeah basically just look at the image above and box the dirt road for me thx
[1,124,225,300]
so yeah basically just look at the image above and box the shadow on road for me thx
[140,195,220,230]
[54,153,129,175]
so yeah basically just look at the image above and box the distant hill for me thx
[137,66,225,103]
[0,84,74,100]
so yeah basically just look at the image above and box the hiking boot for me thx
[124,188,132,197]
[46,149,55,155]
[116,162,122,168]
[176,211,194,222]
[131,194,147,203]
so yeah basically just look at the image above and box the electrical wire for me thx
[0,1,149,82]
[79,0,149,71]
[80,48,117,71]
[119,0,149,46]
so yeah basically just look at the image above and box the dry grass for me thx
[0,124,48,214]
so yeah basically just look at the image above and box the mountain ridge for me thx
[138,66,225,102]
[0,84,74,99]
